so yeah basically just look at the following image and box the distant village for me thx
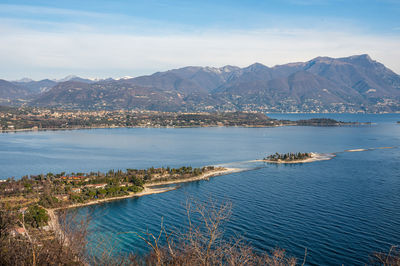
[0,106,366,132]
[0,107,280,131]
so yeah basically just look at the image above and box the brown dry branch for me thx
[0,208,89,265]
[127,197,297,266]
[371,246,400,266]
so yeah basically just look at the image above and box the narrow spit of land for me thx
[0,165,243,247]
[50,167,242,211]
[45,167,241,236]
[0,166,242,212]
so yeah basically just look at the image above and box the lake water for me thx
[1,114,399,265]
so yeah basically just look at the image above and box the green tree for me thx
[38,193,59,208]
[24,205,49,228]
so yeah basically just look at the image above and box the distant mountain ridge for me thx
[1,54,399,112]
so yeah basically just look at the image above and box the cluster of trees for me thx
[23,205,49,228]
[294,118,346,126]
[265,152,312,162]
[69,185,136,204]
[38,193,60,208]
[126,166,214,181]
[128,112,276,127]
[1,165,218,209]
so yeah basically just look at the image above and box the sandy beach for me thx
[345,149,368,152]
[345,146,395,152]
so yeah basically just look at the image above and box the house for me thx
[71,188,81,193]
[85,183,107,189]
[61,176,87,183]
[10,227,26,237]
[55,195,69,201]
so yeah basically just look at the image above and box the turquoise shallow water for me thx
[1,114,399,264]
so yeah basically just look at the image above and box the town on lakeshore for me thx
[0,106,369,132]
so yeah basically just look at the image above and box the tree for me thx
[88,190,97,199]
[38,193,59,208]
[24,205,49,228]
[130,175,144,187]
[97,188,107,198]
[129,198,298,265]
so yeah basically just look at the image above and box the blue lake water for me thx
[1,113,399,264]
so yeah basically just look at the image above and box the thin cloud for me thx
[0,4,197,35]
[0,3,399,79]
[0,4,106,18]
[1,25,399,80]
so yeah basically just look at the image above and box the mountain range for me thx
[1,54,399,112]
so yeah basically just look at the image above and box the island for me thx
[263,152,335,163]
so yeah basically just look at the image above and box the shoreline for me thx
[0,121,372,134]
[49,167,242,211]
[259,153,336,164]
[46,167,242,241]
[0,125,282,134]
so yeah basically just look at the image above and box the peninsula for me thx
[0,166,240,210]
[0,106,368,132]
[0,165,242,248]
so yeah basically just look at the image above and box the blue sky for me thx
[1,0,399,80]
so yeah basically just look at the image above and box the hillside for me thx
[0,79,31,104]
[2,54,399,112]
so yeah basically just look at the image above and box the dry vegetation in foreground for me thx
[1,198,399,265]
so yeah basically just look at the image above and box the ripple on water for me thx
[20,119,397,265]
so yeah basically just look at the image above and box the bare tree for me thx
[371,246,400,266]
[128,197,298,266]
[0,208,90,265]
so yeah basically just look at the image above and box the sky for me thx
[0,0,400,80]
